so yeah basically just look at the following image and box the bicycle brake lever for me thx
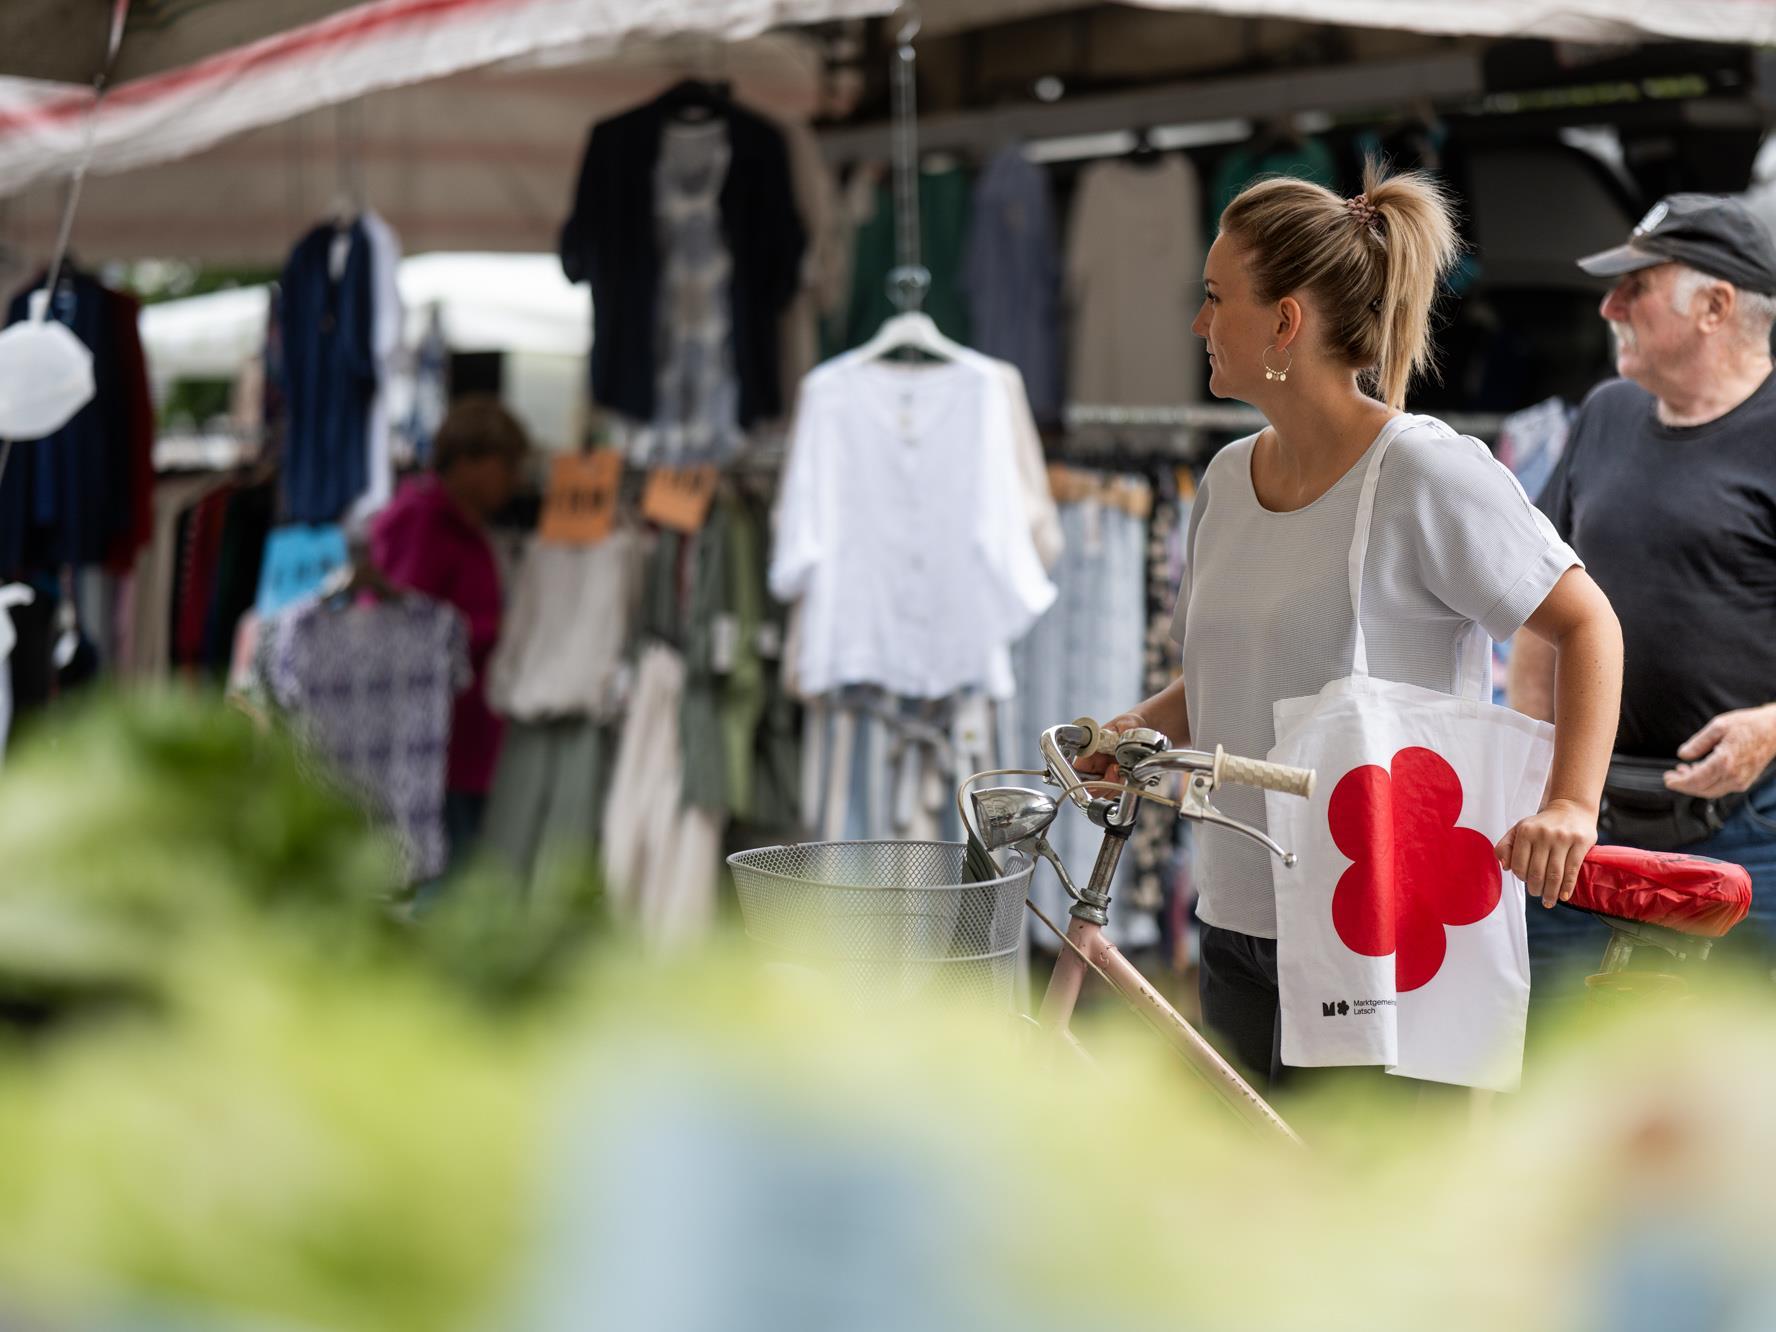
[1180,774,1298,868]
[1041,724,1097,811]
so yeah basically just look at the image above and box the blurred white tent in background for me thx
[140,254,590,382]
[141,252,592,451]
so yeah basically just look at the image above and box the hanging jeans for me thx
[1011,494,1153,948]
[799,688,990,843]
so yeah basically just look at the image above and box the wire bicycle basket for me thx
[727,841,1033,1010]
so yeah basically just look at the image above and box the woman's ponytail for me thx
[1361,161,1461,410]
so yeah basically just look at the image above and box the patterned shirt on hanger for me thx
[623,120,744,465]
[265,595,470,882]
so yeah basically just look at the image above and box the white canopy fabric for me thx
[137,284,273,383]
[139,252,592,382]
[3,0,1772,199]
[2,0,1773,276]
[934,0,1776,43]
[0,31,828,270]
[0,0,887,194]
[12,0,1774,90]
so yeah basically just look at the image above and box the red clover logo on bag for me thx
[1327,747,1503,991]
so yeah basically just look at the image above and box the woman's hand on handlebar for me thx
[1073,710,1148,785]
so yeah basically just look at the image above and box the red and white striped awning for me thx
[5,0,1776,198]
[3,0,1774,268]
[0,0,890,194]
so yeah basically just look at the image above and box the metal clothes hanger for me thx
[853,5,967,366]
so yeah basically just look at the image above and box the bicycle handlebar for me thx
[1032,719,1312,866]
[1060,718,1315,800]
[1214,749,1316,800]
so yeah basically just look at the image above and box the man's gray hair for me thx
[1669,263,1776,339]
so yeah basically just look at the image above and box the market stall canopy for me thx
[9,0,1774,91]
[0,1,364,85]
[0,30,831,270]
[917,0,1776,42]
[3,0,1772,195]
[3,0,1774,273]
[0,0,887,193]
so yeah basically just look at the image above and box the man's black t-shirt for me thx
[1539,374,1776,759]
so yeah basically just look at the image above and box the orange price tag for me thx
[540,448,623,546]
[642,465,719,534]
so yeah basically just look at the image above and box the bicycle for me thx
[959,717,1754,1144]
[963,717,1316,1142]
[730,716,1751,1146]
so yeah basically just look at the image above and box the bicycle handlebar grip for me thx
[1215,747,1316,799]
[1072,716,1120,757]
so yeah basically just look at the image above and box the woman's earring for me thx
[1262,345,1292,383]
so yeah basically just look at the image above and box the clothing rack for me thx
[1064,401,1509,460]
[153,422,266,473]
[819,52,1482,166]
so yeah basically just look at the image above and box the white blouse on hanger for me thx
[770,351,1056,700]
[487,528,648,722]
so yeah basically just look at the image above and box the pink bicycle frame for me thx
[972,720,1306,1142]
[1033,906,1301,1143]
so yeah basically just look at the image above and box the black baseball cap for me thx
[1577,193,1776,295]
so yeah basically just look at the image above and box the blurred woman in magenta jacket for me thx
[371,397,527,868]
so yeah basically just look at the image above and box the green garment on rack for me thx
[748,639,802,832]
[679,509,730,814]
[720,497,766,820]
[839,166,972,353]
[640,529,686,649]
[1208,136,1338,224]
[679,496,770,819]
[480,718,611,893]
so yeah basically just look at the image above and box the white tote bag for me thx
[1265,415,1554,1092]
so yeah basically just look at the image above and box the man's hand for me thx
[1496,799,1599,909]
[1665,705,1776,799]
[1073,711,1149,786]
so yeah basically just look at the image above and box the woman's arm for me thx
[1128,675,1191,746]
[1506,629,1557,723]
[1495,567,1623,908]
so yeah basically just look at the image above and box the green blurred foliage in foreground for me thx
[0,694,1771,1332]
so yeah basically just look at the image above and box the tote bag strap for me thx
[1450,624,1492,704]
[1347,414,1428,680]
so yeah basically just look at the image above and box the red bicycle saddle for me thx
[1567,846,1752,938]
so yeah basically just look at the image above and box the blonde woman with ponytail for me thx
[1079,163,1623,1090]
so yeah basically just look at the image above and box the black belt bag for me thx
[1598,755,1748,852]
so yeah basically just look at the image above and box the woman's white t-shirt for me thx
[1171,414,1580,939]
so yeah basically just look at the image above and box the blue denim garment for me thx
[1012,492,1153,949]
[962,146,1065,424]
[280,221,375,524]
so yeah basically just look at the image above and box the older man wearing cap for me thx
[1511,192,1776,992]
